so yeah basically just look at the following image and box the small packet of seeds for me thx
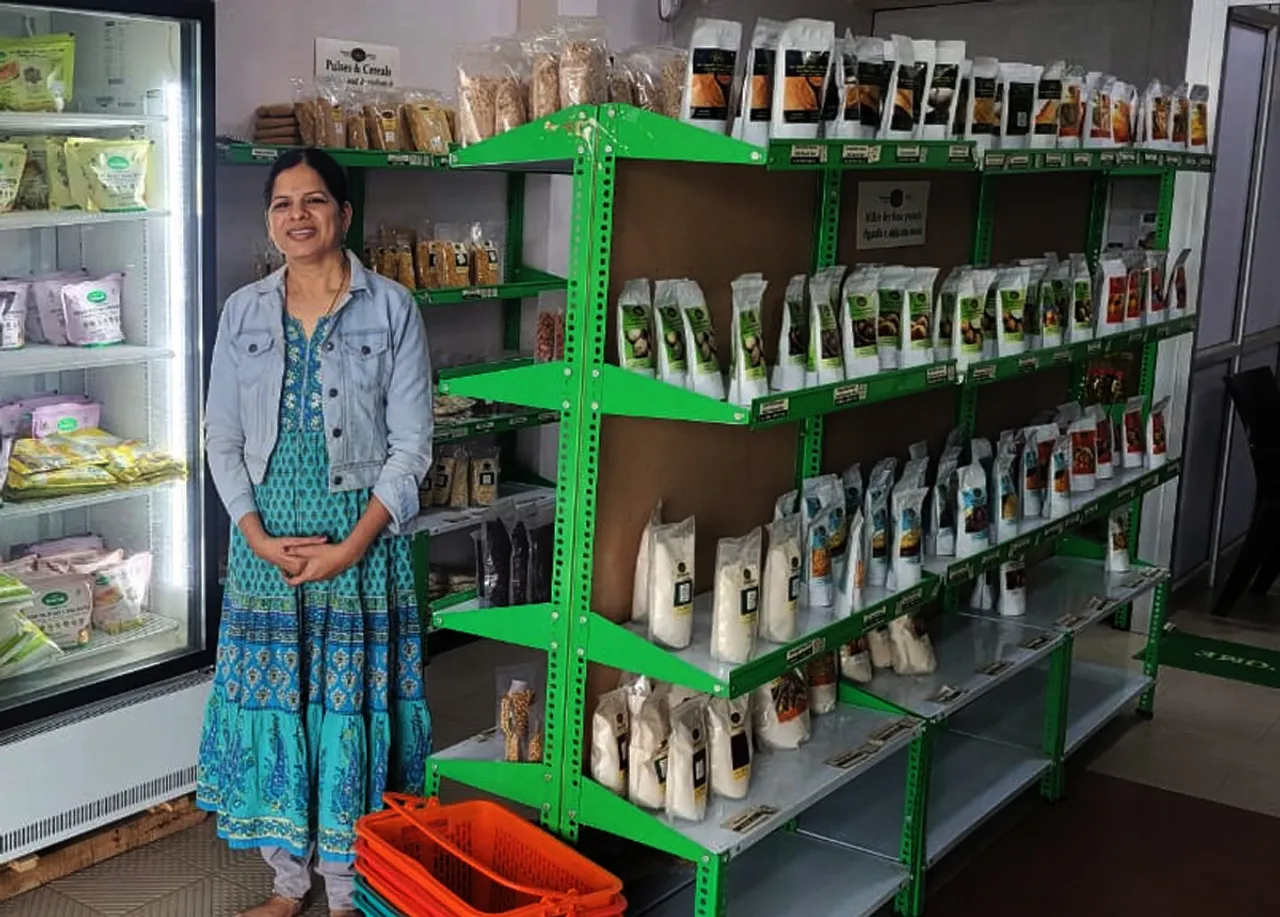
[617,278,655,378]
[902,267,938,368]
[679,281,725,400]
[841,267,881,380]
[730,274,769,405]
[470,448,500,507]
[775,274,810,392]
[653,280,689,389]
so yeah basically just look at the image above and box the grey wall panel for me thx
[1174,363,1230,578]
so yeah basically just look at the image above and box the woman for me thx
[199,148,433,917]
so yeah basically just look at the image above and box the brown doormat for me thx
[926,771,1277,917]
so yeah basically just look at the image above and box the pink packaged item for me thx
[41,549,121,575]
[14,533,105,558]
[30,273,86,346]
[30,401,102,439]
[90,552,152,634]
[12,394,91,437]
[61,273,124,347]
[0,281,30,351]
[21,573,94,649]
[0,401,20,437]
[0,555,38,575]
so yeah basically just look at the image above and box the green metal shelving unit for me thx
[227,107,1211,915]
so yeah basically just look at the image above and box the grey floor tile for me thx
[0,888,100,917]
[160,822,274,898]
[120,878,212,917]
[49,845,206,917]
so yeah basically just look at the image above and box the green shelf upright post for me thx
[1084,172,1110,266]
[797,170,843,484]
[971,173,996,266]
[896,729,934,917]
[1041,637,1073,801]
[694,855,731,917]
[1138,578,1171,717]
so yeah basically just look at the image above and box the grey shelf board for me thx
[949,660,1152,756]
[799,732,1050,868]
[646,706,920,860]
[634,830,908,917]
[855,613,1062,721]
[967,556,1169,636]
[402,483,553,537]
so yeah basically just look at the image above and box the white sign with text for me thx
[855,181,930,250]
[315,38,400,91]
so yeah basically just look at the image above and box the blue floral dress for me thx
[197,312,432,863]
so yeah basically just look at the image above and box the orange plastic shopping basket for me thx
[355,794,626,917]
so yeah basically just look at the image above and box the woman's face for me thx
[265,163,351,262]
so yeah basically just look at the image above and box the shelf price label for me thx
[1117,151,1139,166]
[1053,349,1073,365]
[971,364,997,383]
[786,638,824,666]
[722,805,779,833]
[1043,153,1066,168]
[1019,633,1055,651]
[1008,153,1032,169]
[985,153,1007,170]
[976,660,1012,677]
[896,587,924,613]
[929,685,966,706]
[1006,536,1032,559]
[461,287,501,300]
[788,144,828,166]
[1073,152,1094,168]
[833,383,869,407]
[826,744,879,769]
[948,561,975,584]
[1056,611,1088,629]
[948,145,973,163]
[926,364,955,385]
[250,147,283,161]
[1100,152,1118,167]
[1018,355,1040,373]
[862,605,889,631]
[869,718,918,745]
[841,144,882,165]
[894,145,924,164]
[757,397,791,422]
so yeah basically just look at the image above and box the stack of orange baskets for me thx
[353,794,627,917]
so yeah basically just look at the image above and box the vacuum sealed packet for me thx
[922,40,965,140]
[1031,61,1064,149]
[730,274,769,405]
[627,679,668,809]
[666,697,710,822]
[711,528,763,664]
[648,515,696,649]
[654,280,689,388]
[60,273,124,347]
[0,33,76,112]
[965,57,1001,153]
[632,500,662,623]
[853,36,893,138]
[708,695,752,800]
[679,282,725,400]
[682,18,741,134]
[1058,66,1087,147]
[998,63,1041,149]
[591,687,630,796]
[775,274,810,391]
[739,19,784,146]
[617,278,655,377]
[772,19,836,141]
[841,267,881,379]
[884,35,921,141]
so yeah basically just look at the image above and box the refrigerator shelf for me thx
[0,480,179,522]
[38,614,181,675]
[0,344,175,377]
[0,209,170,232]
[0,112,166,132]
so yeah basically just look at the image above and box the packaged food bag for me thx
[708,695,753,800]
[771,19,836,141]
[711,528,762,664]
[0,34,76,112]
[653,280,689,388]
[841,267,880,379]
[902,267,938,367]
[21,573,93,648]
[775,275,810,391]
[60,273,124,347]
[1031,61,1064,149]
[738,19,784,146]
[730,274,769,405]
[666,697,710,822]
[65,139,151,212]
[965,57,1001,153]
[853,36,893,139]
[682,18,741,134]
[648,516,696,649]
[922,40,965,140]
[616,278,655,378]
[0,142,27,214]
[590,688,630,796]
[0,282,27,351]
[0,605,63,679]
[679,280,725,400]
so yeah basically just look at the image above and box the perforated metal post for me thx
[1041,637,1072,801]
[694,855,730,917]
[1138,579,1170,717]
[971,174,996,266]
[895,728,933,917]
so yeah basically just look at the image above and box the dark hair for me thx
[263,147,350,209]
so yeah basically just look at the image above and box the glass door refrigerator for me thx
[0,0,214,861]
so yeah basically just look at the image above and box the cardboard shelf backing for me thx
[975,367,1072,440]
[606,161,818,368]
[836,171,979,270]
[822,386,959,476]
[988,172,1094,264]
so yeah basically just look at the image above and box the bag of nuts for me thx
[525,29,561,119]
[625,46,688,118]
[456,44,500,146]
[491,38,530,136]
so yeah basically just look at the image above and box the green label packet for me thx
[849,293,877,359]
[737,308,768,383]
[1072,279,1094,332]
[1000,288,1025,345]
[620,305,655,371]
[783,295,808,365]
[814,303,842,372]
[684,306,719,376]
[656,306,687,373]
[938,292,956,346]
[878,289,904,350]
[908,291,932,351]
[0,573,33,605]
[958,295,983,357]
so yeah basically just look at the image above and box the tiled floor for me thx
[3,609,1277,916]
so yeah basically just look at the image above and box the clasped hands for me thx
[248,533,361,586]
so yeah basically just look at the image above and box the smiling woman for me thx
[198,148,434,917]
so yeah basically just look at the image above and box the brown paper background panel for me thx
[591,415,800,624]
[974,367,1073,439]
[606,160,818,367]
[821,386,960,475]
[988,172,1094,264]
[836,172,980,271]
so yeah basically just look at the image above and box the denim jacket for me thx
[205,251,433,533]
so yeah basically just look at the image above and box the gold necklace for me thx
[286,259,350,328]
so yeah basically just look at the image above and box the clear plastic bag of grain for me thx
[525,29,561,119]
[401,89,454,154]
[456,44,500,146]
[492,38,530,135]
[392,230,417,289]
[470,221,503,286]
[364,91,404,151]
[344,92,370,150]
[315,77,348,148]
[414,220,436,289]
[609,54,636,105]
[625,46,687,117]
[291,78,322,147]
[558,17,609,107]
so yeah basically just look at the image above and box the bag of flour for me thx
[591,687,630,795]
[711,528,763,664]
[760,515,802,643]
[708,695,752,799]
[754,669,811,750]
[627,681,668,809]
[666,696,710,822]
[632,500,663,623]
[648,516,696,649]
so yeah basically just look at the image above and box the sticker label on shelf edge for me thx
[250,147,282,161]
[723,805,780,833]
[948,562,975,583]
[461,287,501,300]
[894,144,923,163]
[869,718,917,745]
[855,180,930,250]
[971,364,997,383]
[986,153,1007,169]
[826,744,878,770]
[1053,349,1073,364]
[1018,355,1040,373]
[927,364,954,385]
[1019,633,1054,651]
[1073,152,1093,167]
[976,660,1012,677]
[1118,151,1138,165]
[1100,152,1118,166]
[948,145,972,163]
[1006,536,1032,557]
[1044,153,1066,167]
[1008,153,1032,168]
[1056,611,1087,629]
[757,397,791,421]
[786,638,824,666]
[833,383,868,406]
[929,685,967,705]
[896,587,924,612]
[862,606,888,630]
[841,144,882,165]
[789,144,827,165]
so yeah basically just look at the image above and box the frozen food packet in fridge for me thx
[0,605,63,680]
[64,138,151,212]
[771,19,836,141]
[921,40,964,140]
[841,267,881,379]
[0,283,27,351]
[1030,60,1064,149]
[853,35,893,139]
[807,270,845,385]
[884,35,921,140]
[61,272,124,347]
[1068,254,1095,342]
[774,274,809,391]
[739,19,783,146]
[730,274,769,405]
[1189,84,1212,150]
[902,267,938,368]
[1147,397,1170,469]
[0,142,27,213]
[994,266,1030,356]
[876,266,913,371]
[681,18,741,134]
[965,57,1001,153]
[653,280,689,389]
[1058,66,1087,148]
[679,280,725,400]
[617,278,655,378]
